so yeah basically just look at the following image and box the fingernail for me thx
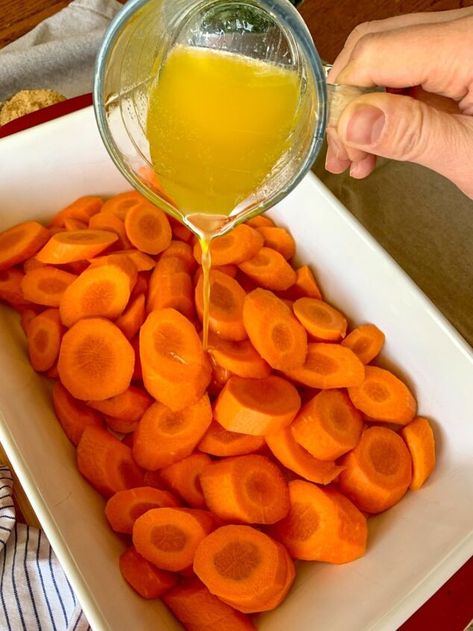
[344,105,385,146]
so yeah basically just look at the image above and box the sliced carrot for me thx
[163,578,256,631]
[348,365,417,424]
[401,417,436,490]
[124,200,172,255]
[50,196,103,227]
[198,422,265,457]
[160,453,212,508]
[139,309,211,411]
[23,257,46,273]
[256,227,296,260]
[147,266,194,320]
[200,454,289,524]
[65,260,90,275]
[91,249,155,273]
[242,288,307,370]
[76,425,143,497]
[168,216,194,243]
[0,268,29,307]
[21,266,77,307]
[59,259,135,327]
[293,265,323,299]
[246,215,275,228]
[27,308,63,372]
[269,479,367,563]
[52,381,103,445]
[105,486,180,534]
[338,425,413,513]
[89,211,131,248]
[207,333,271,379]
[130,273,150,300]
[87,385,152,421]
[160,240,197,272]
[130,334,143,382]
[119,546,177,599]
[133,396,212,470]
[133,507,216,571]
[101,191,145,220]
[282,342,365,389]
[238,247,296,291]
[104,415,139,434]
[87,252,138,283]
[214,375,301,436]
[193,524,294,612]
[116,293,146,340]
[19,307,39,335]
[341,323,385,364]
[35,230,118,264]
[0,221,50,271]
[293,297,347,341]
[58,317,135,400]
[265,426,343,485]
[193,224,264,266]
[195,270,247,341]
[291,389,363,461]
[63,217,88,231]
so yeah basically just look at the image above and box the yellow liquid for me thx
[146,45,301,346]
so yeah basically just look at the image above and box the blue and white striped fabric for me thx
[0,466,90,631]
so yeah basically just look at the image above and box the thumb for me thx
[336,92,473,199]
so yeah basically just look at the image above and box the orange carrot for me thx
[291,389,363,460]
[200,454,290,524]
[27,308,63,372]
[160,453,212,508]
[58,317,135,400]
[133,395,212,470]
[19,307,39,335]
[147,265,194,320]
[89,211,131,248]
[0,268,29,307]
[35,230,118,264]
[87,385,152,421]
[198,422,265,457]
[101,191,145,220]
[238,247,296,291]
[104,415,139,434]
[246,215,275,228]
[63,218,88,231]
[59,259,135,327]
[207,333,271,379]
[115,293,146,339]
[168,216,194,243]
[193,524,294,613]
[341,323,385,364]
[214,375,301,436]
[256,227,296,260]
[401,416,436,490]
[52,381,103,445]
[130,273,150,300]
[124,199,172,255]
[91,249,156,272]
[282,342,365,389]
[269,479,367,563]
[21,266,77,307]
[64,260,89,275]
[0,221,50,271]
[119,546,177,599]
[105,486,180,534]
[50,196,103,227]
[130,334,143,382]
[195,270,247,341]
[265,426,343,485]
[292,265,322,299]
[193,225,264,266]
[139,309,211,411]
[348,365,417,424]
[161,240,197,272]
[76,425,143,497]
[23,257,46,273]
[133,507,216,571]
[242,288,307,370]
[163,578,256,630]
[87,251,138,283]
[338,425,413,513]
[293,297,347,341]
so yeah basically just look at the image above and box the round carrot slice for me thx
[124,200,172,254]
[0,221,50,271]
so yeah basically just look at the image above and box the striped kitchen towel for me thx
[0,466,90,631]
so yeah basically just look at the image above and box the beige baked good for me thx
[0,89,66,126]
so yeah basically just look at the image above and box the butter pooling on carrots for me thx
[0,191,437,629]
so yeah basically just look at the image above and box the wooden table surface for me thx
[0,1,472,630]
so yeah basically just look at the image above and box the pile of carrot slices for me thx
[0,192,437,630]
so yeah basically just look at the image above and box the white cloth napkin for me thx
[0,466,90,630]
[0,0,122,102]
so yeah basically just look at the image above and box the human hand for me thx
[325,8,473,199]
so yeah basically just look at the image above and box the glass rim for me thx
[93,0,328,235]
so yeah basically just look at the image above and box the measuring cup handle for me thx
[322,62,384,126]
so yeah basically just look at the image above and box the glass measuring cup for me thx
[93,0,366,238]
